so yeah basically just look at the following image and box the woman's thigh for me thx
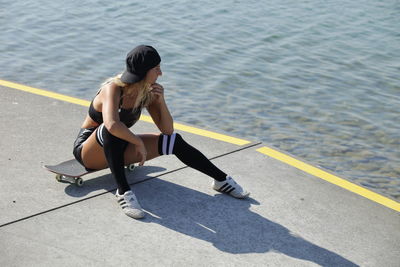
[124,133,161,165]
[80,129,107,170]
[81,130,161,170]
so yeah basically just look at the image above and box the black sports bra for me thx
[88,88,142,128]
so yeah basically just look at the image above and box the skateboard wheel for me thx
[55,174,63,182]
[75,178,84,187]
[128,164,135,171]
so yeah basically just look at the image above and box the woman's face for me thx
[145,64,162,84]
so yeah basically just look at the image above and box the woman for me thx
[73,45,249,219]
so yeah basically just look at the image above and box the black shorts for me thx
[73,127,96,171]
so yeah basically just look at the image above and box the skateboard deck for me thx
[44,159,135,186]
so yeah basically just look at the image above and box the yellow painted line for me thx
[0,79,90,107]
[257,146,400,212]
[0,79,250,146]
[175,122,250,145]
[140,114,250,145]
[140,115,251,146]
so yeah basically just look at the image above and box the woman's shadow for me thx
[134,177,357,266]
[63,165,167,197]
[64,168,357,266]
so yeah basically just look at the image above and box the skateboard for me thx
[44,159,135,186]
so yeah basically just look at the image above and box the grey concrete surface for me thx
[0,85,399,266]
[0,86,257,226]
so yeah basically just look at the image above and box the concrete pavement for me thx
[0,84,399,266]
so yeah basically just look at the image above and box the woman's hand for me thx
[150,83,165,102]
[134,137,147,166]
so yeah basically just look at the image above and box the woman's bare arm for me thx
[102,83,147,165]
[147,83,174,135]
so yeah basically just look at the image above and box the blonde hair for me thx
[100,74,153,108]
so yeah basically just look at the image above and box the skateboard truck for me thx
[44,159,136,187]
[55,174,84,186]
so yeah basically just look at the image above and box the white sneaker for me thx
[116,190,145,219]
[212,176,250,199]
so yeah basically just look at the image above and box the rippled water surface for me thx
[1,0,399,200]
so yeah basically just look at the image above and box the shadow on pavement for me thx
[136,177,357,266]
[63,165,167,197]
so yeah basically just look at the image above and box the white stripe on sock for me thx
[98,124,104,145]
[162,135,168,155]
[168,133,176,155]
[96,127,101,144]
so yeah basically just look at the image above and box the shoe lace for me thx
[123,192,133,201]
[124,192,141,209]
[228,177,237,185]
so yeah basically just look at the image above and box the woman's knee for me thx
[100,125,128,148]
[158,132,184,155]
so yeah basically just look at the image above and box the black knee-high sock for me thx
[101,126,131,194]
[158,133,227,181]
